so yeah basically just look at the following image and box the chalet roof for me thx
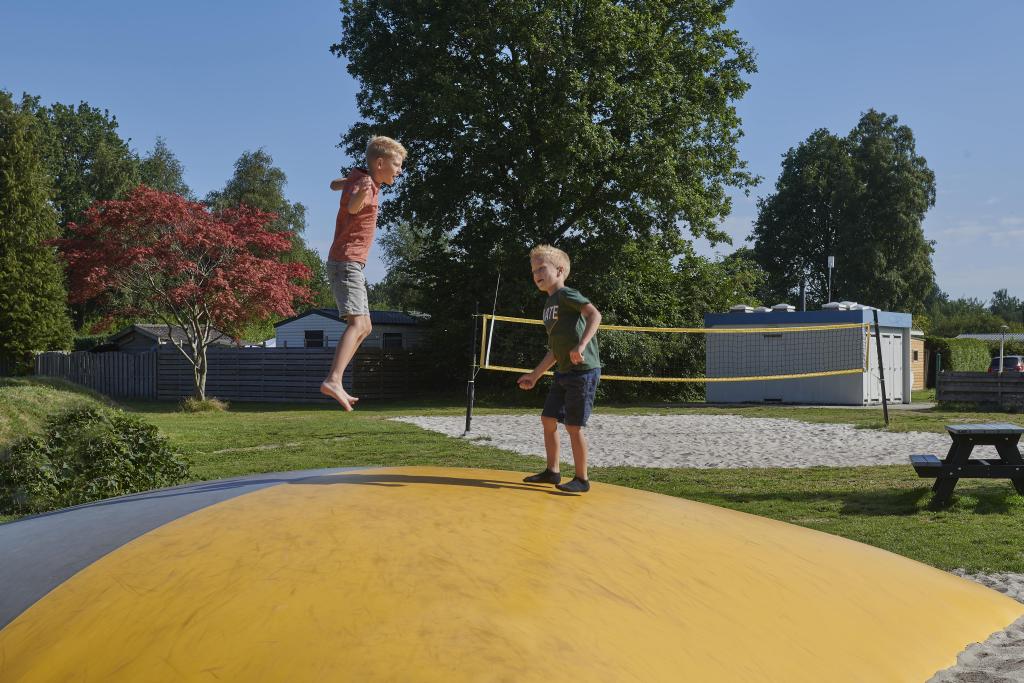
[107,324,239,347]
[956,333,1024,342]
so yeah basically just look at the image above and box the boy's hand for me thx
[517,374,536,390]
[569,345,585,364]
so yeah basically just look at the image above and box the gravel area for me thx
[393,413,1024,681]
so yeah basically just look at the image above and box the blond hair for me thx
[529,244,571,279]
[366,136,407,163]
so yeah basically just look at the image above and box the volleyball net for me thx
[477,314,872,383]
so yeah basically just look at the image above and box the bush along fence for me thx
[34,346,422,402]
[937,372,1024,411]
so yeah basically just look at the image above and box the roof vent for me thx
[771,303,796,312]
[754,306,772,313]
[729,305,753,314]
[822,302,848,310]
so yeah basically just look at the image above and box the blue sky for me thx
[2,1,1020,303]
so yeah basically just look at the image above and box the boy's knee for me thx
[541,416,558,432]
[565,424,583,435]
[348,315,372,337]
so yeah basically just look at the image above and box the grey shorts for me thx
[326,260,369,317]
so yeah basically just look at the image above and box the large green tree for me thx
[926,294,1014,337]
[20,98,141,330]
[752,110,937,312]
[989,288,1023,326]
[139,136,191,197]
[206,150,331,340]
[0,92,73,370]
[367,220,428,312]
[334,0,759,385]
[26,98,140,235]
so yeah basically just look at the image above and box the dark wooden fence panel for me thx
[156,346,421,402]
[34,351,158,399]
[937,372,1024,410]
[0,356,19,377]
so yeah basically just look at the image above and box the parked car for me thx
[988,355,1024,373]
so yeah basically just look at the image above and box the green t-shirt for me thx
[542,287,601,373]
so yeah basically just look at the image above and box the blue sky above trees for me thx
[1,0,1019,302]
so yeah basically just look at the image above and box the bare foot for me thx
[320,381,359,411]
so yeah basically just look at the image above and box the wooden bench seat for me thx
[910,425,1024,504]
[910,454,941,475]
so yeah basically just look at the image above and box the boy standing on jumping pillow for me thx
[517,245,602,493]
[320,136,407,411]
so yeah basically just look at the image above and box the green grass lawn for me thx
[127,398,1024,573]
[4,379,1024,572]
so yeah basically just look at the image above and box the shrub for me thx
[926,337,991,372]
[985,340,1024,357]
[0,406,190,515]
[179,397,229,413]
[72,335,106,351]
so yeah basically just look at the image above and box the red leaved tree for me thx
[58,186,312,400]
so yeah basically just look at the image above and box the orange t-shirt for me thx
[327,168,380,264]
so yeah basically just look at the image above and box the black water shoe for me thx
[523,469,561,484]
[555,477,590,493]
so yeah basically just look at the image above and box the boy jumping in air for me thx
[517,245,602,493]
[320,136,407,410]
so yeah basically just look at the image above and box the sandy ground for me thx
[393,413,953,468]
[392,413,1024,681]
[930,573,1024,682]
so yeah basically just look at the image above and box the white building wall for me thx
[706,323,907,405]
[275,314,426,349]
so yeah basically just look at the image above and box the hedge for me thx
[985,340,1024,357]
[925,337,991,372]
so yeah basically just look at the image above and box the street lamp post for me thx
[1000,325,1009,374]
[827,255,834,303]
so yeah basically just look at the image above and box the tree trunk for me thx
[193,344,208,401]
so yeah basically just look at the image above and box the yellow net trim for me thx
[482,313,869,334]
[478,314,872,383]
[481,364,865,383]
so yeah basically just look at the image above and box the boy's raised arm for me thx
[329,178,346,191]
[569,303,602,365]
[346,176,374,214]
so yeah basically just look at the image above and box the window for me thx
[913,350,919,361]
[305,330,324,348]
[383,333,403,350]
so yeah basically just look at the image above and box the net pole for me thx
[484,273,500,368]
[872,309,889,427]
[464,302,478,435]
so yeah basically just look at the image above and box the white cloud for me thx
[934,217,1024,242]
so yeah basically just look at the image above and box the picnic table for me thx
[911,423,1024,505]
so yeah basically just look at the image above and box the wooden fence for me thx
[156,346,421,402]
[35,351,158,399]
[937,372,1024,410]
[34,347,422,403]
[0,356,19,377]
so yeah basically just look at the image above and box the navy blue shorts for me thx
[542,368,600,427]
